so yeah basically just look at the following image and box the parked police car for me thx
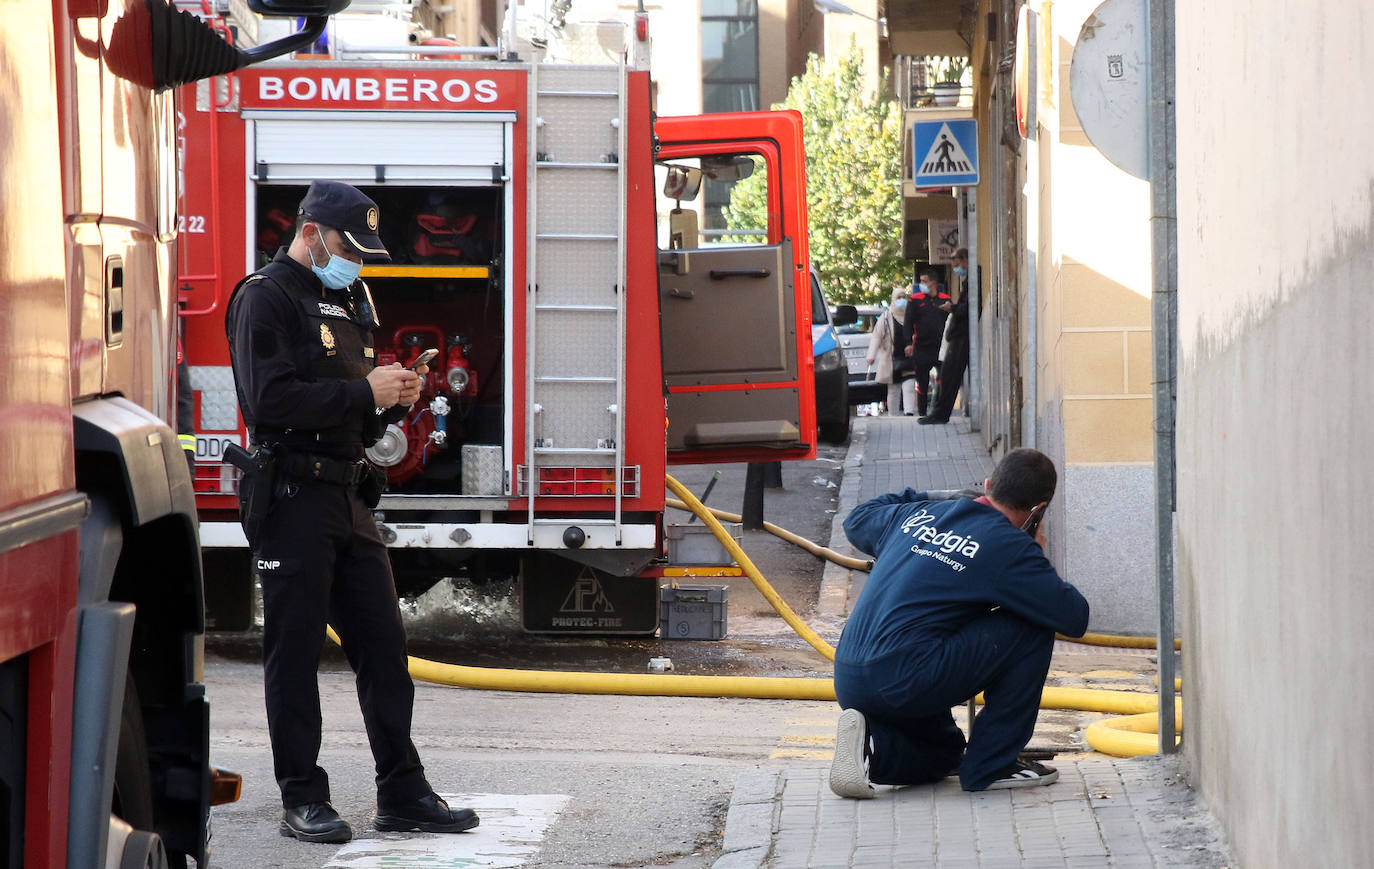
[811,271,855,443]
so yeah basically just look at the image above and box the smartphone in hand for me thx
[1021,504,1046,538]
[408,348,439,370]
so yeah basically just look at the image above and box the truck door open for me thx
[655,111,816,465]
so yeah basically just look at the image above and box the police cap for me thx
[298,181,391,263]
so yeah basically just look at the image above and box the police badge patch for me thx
[366,206,379,231]
[320,323,336,356]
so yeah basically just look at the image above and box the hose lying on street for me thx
[324,472,1178,757]
[1084,709,1182,756]
[664,474,837,661]
[1058,632,1183,651]
[324,626,835,700]
[665,497,873,571]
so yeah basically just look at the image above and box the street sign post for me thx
[912,118,979,188]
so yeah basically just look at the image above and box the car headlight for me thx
[815,347,844,373]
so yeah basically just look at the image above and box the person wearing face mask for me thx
[225,181,480,845]
[910,269,953,417]
[922,248,970,425]
[865,287,917,414]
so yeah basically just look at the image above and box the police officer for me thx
[225,181,478,844]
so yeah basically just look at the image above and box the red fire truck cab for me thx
[180,10,818,633]
[0,1,360,866]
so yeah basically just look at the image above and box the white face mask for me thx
[307,226,362,289]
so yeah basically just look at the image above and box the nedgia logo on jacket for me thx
[900,507,981,558]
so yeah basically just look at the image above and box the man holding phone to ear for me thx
[226,181,479,844]
[828,448,1089,798]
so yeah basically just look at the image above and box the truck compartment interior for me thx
[255,184,506,494]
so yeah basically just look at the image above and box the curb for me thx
[711,770,783,869]
[715,417,867,868]
[816,416,869,619]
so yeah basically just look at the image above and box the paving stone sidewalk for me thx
[715,415,1234,869]
[717,755,1231,869]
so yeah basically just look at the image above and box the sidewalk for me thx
[715,415,1233,868]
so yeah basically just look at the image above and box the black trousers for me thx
[834,612,1055,791]
[252,479,430,808]
[933,335,969,420]
[912,349,941,416]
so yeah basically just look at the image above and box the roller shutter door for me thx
[249,112,510,184]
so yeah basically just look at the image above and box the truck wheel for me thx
[119,830,169,869]
[202,549,254,631]
[113,675,155,832]
[389,549,447,599]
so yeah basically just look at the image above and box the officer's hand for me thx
[397,370,423,407]
[904,345,914,357]
[1034,521,1048,550]
[367,364,419,408]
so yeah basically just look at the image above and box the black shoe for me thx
[982,759,1059,790]
[375,792,480,833]
[280,801,352,844]
[918,415,949,425]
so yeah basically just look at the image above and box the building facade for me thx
[894,0,1158,633]
[1175,1,1373,864]
[894,0,1374,862]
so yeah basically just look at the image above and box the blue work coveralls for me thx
[835,490,1090,791]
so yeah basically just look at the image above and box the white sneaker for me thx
[982,759,1059,790]
[828,709,876,799]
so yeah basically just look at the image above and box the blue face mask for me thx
[954,265,967,277]
[307,227,362,289]
[893,300,908,314]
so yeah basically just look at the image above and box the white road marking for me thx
[324,793,569,868]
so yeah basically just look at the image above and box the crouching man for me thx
[829,448,1089,796]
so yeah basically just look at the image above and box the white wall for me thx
[1175,3,1374,866]
[1036,0,1156,633]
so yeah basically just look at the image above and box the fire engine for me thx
[180,3,819,633]
[0,1,360,866]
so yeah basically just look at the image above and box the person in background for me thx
[828,448,1089,796]
[865,287,914,415]
[909,269,951,416]
[922,249,970,425]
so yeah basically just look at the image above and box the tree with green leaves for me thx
[723,44,906,305]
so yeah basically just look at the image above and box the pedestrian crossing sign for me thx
[912,118,979,188]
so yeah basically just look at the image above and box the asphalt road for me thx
[202,447,850,868]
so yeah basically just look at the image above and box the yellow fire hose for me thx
[323,472,1178,758]
[665,497,873,572]
[663,475,837,661]
[1060,631,1183,651]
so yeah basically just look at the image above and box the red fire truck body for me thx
[0,1,361,865]
[180,19,817,632]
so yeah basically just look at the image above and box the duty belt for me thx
[278,451,369,487]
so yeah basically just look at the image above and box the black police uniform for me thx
[928,278,969,422]
[224,200,431,812]
[909,285,951,416]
